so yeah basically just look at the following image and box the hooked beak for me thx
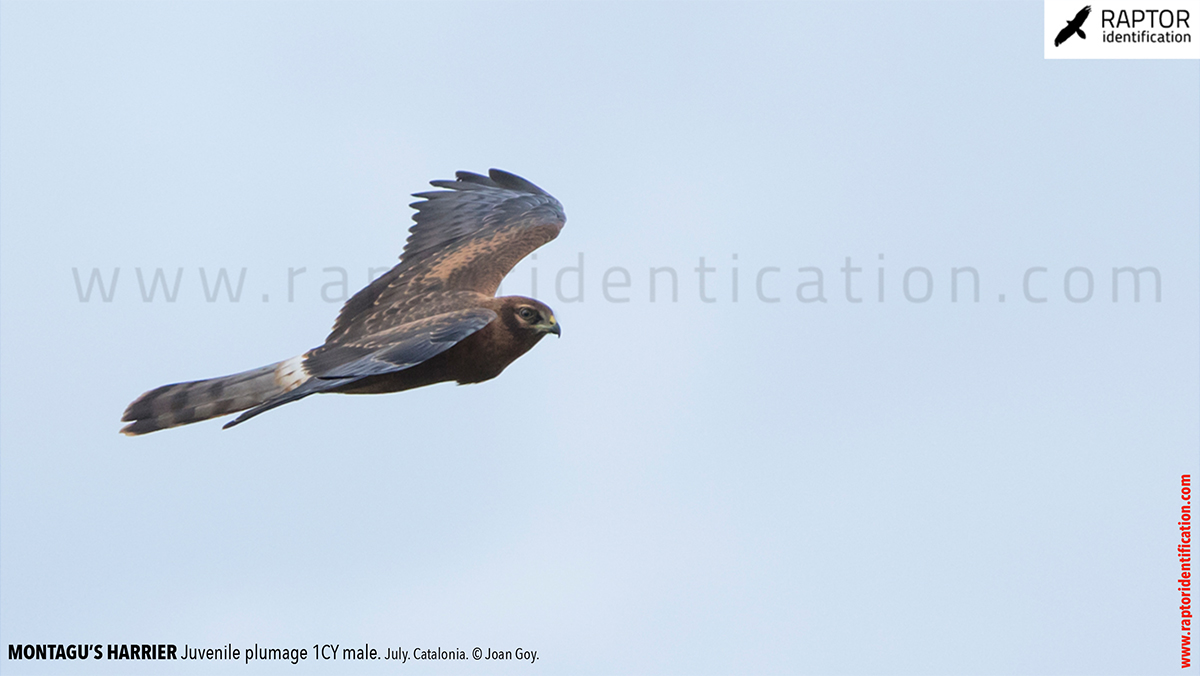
[542,316,561,337]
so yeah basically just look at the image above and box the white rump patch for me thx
[274,355,310,392]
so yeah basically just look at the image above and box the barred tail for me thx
[120,356,309,436]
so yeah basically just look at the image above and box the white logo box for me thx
[1045,0,1200,58]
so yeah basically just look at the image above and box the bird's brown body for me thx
[332,296,552,395]
[121,170,566,435]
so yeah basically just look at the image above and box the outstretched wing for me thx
[1073,5,1091,25]
[225,307,497,429]
[324,169,565,344]
[306,307,496,379]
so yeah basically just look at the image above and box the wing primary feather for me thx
[487,168,551,195]
[453,171,494,185]
[222,380,327,429]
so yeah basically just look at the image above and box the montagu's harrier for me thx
[121,169,564,435]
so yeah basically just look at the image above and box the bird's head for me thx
[501,296,561,338]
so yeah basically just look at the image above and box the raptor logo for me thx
[1055,5,1093,45]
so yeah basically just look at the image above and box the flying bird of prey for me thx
[121,169,565,435]
[1054,5,1091,46]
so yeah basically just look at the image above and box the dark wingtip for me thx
[417,169,548,198]
[488,169,548,195]
[454,170,491,184]
[120,419,159,436]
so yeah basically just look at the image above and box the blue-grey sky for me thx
[2,2,1197,674]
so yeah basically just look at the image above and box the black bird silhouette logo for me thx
[1055,5,1092,46]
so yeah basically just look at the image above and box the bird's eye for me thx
[518,307,536,320]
